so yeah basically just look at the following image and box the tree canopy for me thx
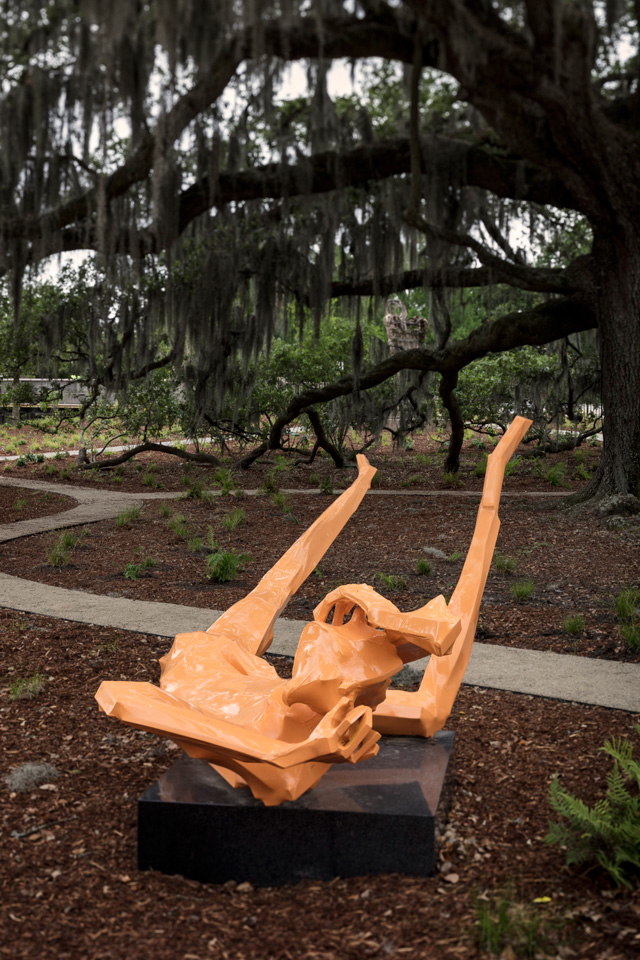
[1,1,639,496]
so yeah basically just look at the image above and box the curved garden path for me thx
[1,474,638,713]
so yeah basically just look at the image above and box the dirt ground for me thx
[1,435,639,958]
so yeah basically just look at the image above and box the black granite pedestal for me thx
[138,732,454,886]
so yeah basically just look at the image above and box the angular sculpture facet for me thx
[96,416,531,805]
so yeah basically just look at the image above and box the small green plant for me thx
[545,726,640,889]
[159,503,171,518]
[44,463,57,477]
[545,463,569,487]
[504,455,522,477]
[472,454,488,478]
[13,497,26,510]
[167,512,189,538]
[448,550,463,563]
[124,554,157,580]
[371,472,382,487]
[374,572,408,591]
[511,579,534,601]
[473,890,555,958]
[16,451,44,466]
[442,471,463,489]
[48,530,83,567]
[416,452,431,465]
[562,614,585,636]
[116,505,142,527]
[205,547,249,583]
[222,507,247,531]
[616,587,640,651]
[143,471,163,489]
[9,672,45,700]
[319,475,334,495]
[212,467,236,496]
[261,467,281,495]
[417,558,433,576]
[574,463,592,481]
[615,586,640,622]
[494,553,517,574]
[182,476,206,498]
[186,535,203,553]
[309,471,320,486]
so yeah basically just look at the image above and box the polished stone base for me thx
[138,732,454,886]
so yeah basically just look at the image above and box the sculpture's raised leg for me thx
[202,453,377,657]
[372,415,532,737]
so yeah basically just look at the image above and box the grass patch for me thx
[9,672,45,701]
[116,505,142,527]
[494,553,517,574]
[47,530,86,567]
[222,507,246,531]
[511,579,535,601]
[417,558,433,576]
[205,547,249,583]
[373,572,408,591]
[562,614,585,636]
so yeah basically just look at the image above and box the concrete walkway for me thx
[1,475,639,714]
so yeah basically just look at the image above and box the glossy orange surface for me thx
[96,418,531,805]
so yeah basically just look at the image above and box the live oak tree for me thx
[1,1,639,497]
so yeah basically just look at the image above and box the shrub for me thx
[116,505,142,527]
[562,615,585,636]
[374,572,408,591]
[167,512,189,538]
[504,455,521,477]
[442,471,463,489]
[48,530,83,567]
[545,726,640,889]
[13,497,26,510]
[494,553,517,574]
[186,535,203,553]
[309,471,320,486]
[159,503,171,518]
[205,548,249,583]
[417,558,432,576]
[123,555,157,580]
[261,468,281,495]
[472,454,488,478]
[511,579,534,601]
[616,587,640,651]
[9,673,45,700]
[319,475,334,495]
[545,463,569,487]
[212,467,236,496]
[222,508,246,531]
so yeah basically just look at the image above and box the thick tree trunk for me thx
[583,229,640,499]
[439,372,464,474]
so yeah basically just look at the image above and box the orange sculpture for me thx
[96,416,531,805]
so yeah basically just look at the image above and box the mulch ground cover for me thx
[1,607,640,960]
[0,486,73,523]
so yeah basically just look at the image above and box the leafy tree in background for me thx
[0,2,638,496]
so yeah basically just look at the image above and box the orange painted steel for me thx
[96,417,531,805]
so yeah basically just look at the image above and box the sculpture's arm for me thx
[96,681,379,768]
[207,453,377,656]
[373,416,532,737]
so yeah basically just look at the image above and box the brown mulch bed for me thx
[1,607,639,959]
[2,435,604,494]
[0,485,74,522]
[0,485,637,663]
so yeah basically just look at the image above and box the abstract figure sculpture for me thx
[97,416,531,805]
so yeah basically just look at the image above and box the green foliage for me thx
[159,503,171,518]
[442,471,463,489]
[186,536,203,553]
[181,476,207,499]
[504,455,521,477]
[123,554,157,580]
[9,672,45,700]
[212,467,236,496]
[116,505,142,527]
[374,572,408,591]
[48,530,85,567]
[222,507,247,531]
[562,615,585,636]
[143,470,163,489]
[545,726,640,889]
[511,579,534,601]
[12,497,26,510]
[473,890,556,958]
[167,512,189,538]
[417,558,433,576]
[494,553,517,574]
[205,547,249,583]
[472,454,488,478]
[15,451,44,466]
[616,587,640,650]
[448,550,463,563]
[319,475,334,495]
[261,467,282,495]
[545,463,569,487]
[309,471,320,486]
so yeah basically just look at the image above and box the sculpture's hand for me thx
[305,697,380,764]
